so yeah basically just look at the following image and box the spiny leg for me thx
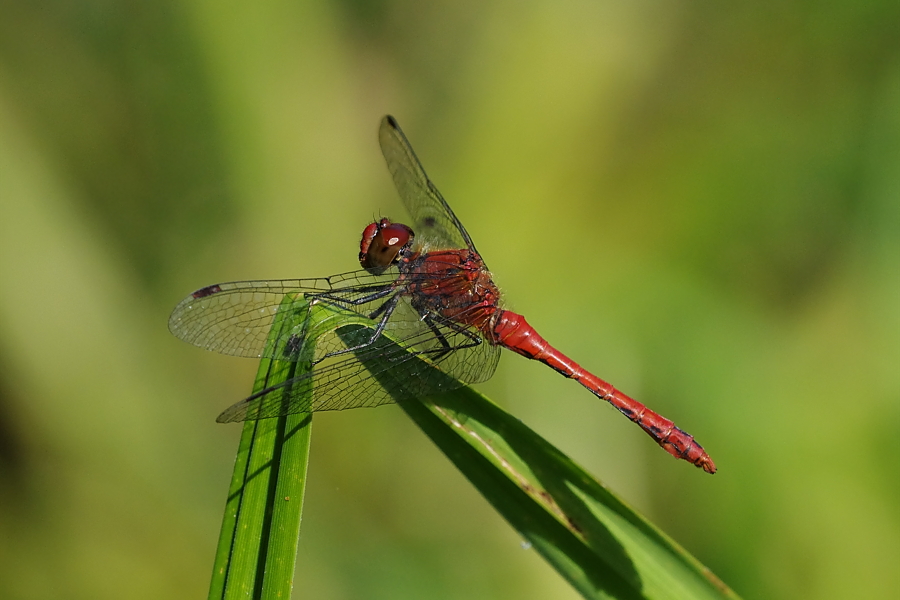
[314,284,395,308]
[316,292,403,361]
[422,314,483,362]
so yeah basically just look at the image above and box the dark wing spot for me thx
[192,284,223,298]
[423,216,436,228]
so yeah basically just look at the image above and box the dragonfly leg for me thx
[315,293,403,361]
[280,288,402,363]
[422,314,483,361]
[280,287,393,359]
[365,283,409,320]
[423,315,453,360]
[313,284,395,308]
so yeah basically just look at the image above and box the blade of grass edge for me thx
[333,321,739,600]
[208,296,313,600]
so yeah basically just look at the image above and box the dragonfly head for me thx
[359,218,415,274]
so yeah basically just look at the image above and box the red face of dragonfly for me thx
[359,218,415,274]
[170,115,716,474]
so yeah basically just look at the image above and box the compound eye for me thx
[359,220,414,273]
[380,223,412,249]
[359,221,382,258]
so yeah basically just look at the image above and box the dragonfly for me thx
[169,115,716,474]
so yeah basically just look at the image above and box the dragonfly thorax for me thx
[402,249,503,340]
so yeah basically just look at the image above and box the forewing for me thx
[379,115,478,253]
[169,267,499,384]
[168,271,398,360]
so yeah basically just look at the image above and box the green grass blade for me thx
[334,321,739,600]
[208,297,313,600]
[208,296,736,600]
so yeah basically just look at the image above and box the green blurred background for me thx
[0,1,897,598]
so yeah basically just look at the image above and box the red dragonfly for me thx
[169,116,716,474]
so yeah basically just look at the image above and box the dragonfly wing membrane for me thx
[384,305,501,386]
[168,279,313,359]
[215,318,490,422]
[379,116,478,254]
[168,271,399,360]
[215,349,396,422]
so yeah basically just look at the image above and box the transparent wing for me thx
[379,115,480,254]
[170,269,502,418]
[216,311,501,422]
[168,270,399,360]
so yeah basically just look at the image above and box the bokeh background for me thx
[0,1,897,598]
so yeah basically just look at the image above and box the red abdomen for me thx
[493,310,716,473]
